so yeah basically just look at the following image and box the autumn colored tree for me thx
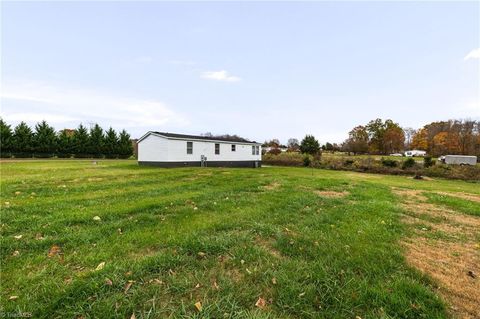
[411,119,479,156]
[364,119,404,154]
[382,121,405,154]
[411,128,428,150]
[365,118,385,154]
[344,126,369,154]
[263,139,280,148]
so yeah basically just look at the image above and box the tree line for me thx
[0,119,134,158]
[410,120,480,157]
[262,118,480,158]
[263,135,321,156]
[343,118,405,155]
[343,118,480,157]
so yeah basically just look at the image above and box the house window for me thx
[215,143,220,155]
[187,142,193,154]
[252,145,255,155]
[255,146,260,155]
[231,145,236,152]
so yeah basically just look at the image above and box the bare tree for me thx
[403,127,416,150]
[287,138,300,152]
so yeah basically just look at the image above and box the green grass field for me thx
[1,160,479,318]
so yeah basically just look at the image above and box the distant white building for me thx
[137,132,262,168]
[404,150,427,157]
[263,146,288,153]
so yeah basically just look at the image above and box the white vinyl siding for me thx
[138,133,262,163]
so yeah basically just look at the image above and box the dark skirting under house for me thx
[138,161,262,168]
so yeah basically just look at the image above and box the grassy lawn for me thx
[1,160,479,318]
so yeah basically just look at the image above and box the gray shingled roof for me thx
[153,132,258,144]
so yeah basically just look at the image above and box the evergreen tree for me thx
[300,135,320,155]
[103,127,118,158]
[12,122,34,157]
[0,118,13,157]
[88,124,105,158]
[57,129,74,158]
[33,120,57,157]
[72,124,89,157]
[117,129,133,159]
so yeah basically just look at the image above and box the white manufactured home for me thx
[404,150,427,157]
[137,132,262,168]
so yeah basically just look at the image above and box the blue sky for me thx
[1,1,479,143]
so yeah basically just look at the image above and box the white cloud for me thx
[464,48,480,60]
[0,80,189,132]
[201,70,241,82]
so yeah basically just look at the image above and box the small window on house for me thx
[231,145,236,152]
[215,143,220,155]
[187,142,193,154]
[252,145,255,155]
[255,146,260,155]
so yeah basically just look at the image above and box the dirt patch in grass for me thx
[254,236,283,259]
[394,188,480,319]
[261,182,281,191]
[314,190,349,198]
[197,172,213,177]
[412,204,479,232]
[392,187,428,201]
[403,239,479,319]
[436,192,480,203]
[408,176,434,181]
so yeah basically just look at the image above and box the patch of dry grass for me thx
[261,182,281,191]
[314,190,349,198]
[394,188,480,319]
[435,192,480,203]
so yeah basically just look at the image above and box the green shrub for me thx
[423,156,434,168]
[402,158,416,169]
[344,159,354,166]
[303,155,311,167]
[381,158,398,168]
